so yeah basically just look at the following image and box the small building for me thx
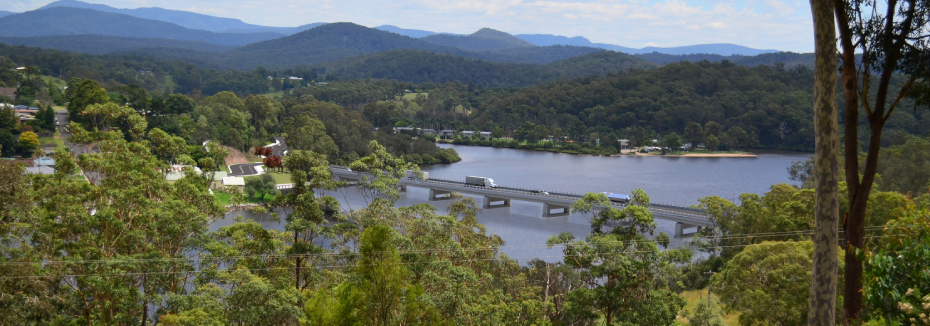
[479,131,492,139]
[165,172,186,183]
[421,129,436,135]
[34,157,55,166]
[25,166,55,175]
[460,130,475,138]
[394,127,415,133]
[439,130,454,138]
[619,139,630,149]
[223,176,245,192]
[288,76,303,80]
[210,171,228,190]
[0,88,17,101]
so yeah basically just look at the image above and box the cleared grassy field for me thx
[675,290,739,325]
[244,171,292,184]
[38,131,66,150]
[402,92,427,100]
[261,91,284,99]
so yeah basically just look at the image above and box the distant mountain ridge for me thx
[421,28,534,51]
[375,25,438,38]
[0,11,16,19]
[517,35,778,56]
[0,7,283,46]
[39,0,262,33]
[20,1,782,56]
[365,25,779,56]
[122,23,608,70]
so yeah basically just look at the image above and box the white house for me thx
[223,176,245,192]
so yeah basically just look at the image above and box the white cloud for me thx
[704,22,727,29]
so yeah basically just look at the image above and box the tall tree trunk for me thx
[834,0,865,319]
[808,0,840,324]
[295,231,301,290]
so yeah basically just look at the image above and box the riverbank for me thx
[441,139,760,157]
[616,152,758,158]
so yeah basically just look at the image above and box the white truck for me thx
[601,192,630,204]
[466,176,498,188]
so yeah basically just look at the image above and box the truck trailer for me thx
[601,192,630,204]
[465,176,498,188]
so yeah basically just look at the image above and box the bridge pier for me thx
[399,185,407,192]
[429,189,453,201]
[482,196,511,209]
[542,203,571,217]
[674,222,703,238]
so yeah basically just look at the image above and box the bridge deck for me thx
[320,167,713,228]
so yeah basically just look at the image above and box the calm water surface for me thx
[216,144,810,263]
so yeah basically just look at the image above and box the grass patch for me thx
[261,91,284,99]
[244,171,292,184]
[214,192,276,206]
[675,290,739,325]
[402,92,427,100]
[37,130,66,150]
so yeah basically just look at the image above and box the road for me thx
[228,163,264,176]
[268,136,287,157]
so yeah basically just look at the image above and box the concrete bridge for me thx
[279,166,713,237]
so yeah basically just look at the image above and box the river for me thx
[215,144,810,263]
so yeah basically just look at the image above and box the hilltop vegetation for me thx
[293,60,930,152]
[325,49,652,87]
[421,28,535,51]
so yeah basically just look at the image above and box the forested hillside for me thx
[0,43,653,92]
[0,35,233,54]
[325,49,653,87]
[634,51,815,68]
[0,7,283,46]
[292,60,930,152]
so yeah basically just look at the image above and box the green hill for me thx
[160,23,609,70]
[0,7,283,46]
[325,49,653,87]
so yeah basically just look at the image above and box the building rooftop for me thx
[25,166,55,175]
[223,176,245,186]
[34,157,55,166]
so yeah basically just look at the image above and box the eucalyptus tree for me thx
[833,0,930,318]
[278,149,345,290]
[349,140,421,206]
[548,190,691,325]
[31,106,223,324]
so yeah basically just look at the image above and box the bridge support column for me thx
[428,189,453,201]
[399,185,407,192]
[542,203,571,217]
[482,196,511,209]
[674,223,701,238]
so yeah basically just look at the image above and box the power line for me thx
[0,226,887,267]
[0,235,887,279]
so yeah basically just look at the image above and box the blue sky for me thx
[7,0,816,52]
